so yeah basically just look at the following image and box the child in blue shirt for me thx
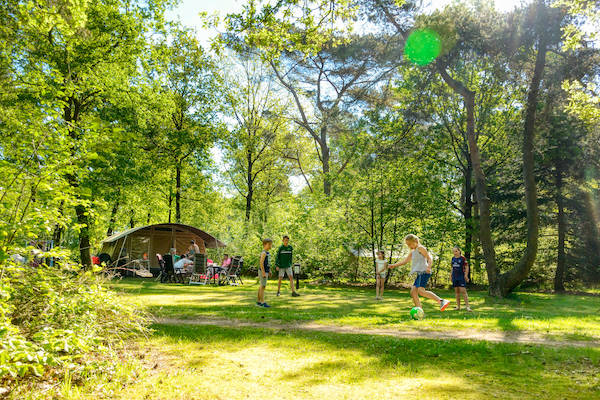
[451,247,471,311]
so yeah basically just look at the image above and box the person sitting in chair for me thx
[174,256,193,273]
[221,254,232,271]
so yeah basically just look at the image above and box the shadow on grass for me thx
[114,278,600,341]
[149,322,600,399]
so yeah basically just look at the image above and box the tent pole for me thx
[117,236,126,267]
[171,226,175,252]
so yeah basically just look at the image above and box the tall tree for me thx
[224,0,401,195]
[7,0,169,268]
[376,0,563,295]
[145,29,221,223]
[222,54,289,221]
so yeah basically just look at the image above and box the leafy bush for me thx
[0,256,148,387]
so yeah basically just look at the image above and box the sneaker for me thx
[276,292,281,297]
[453,306,460,311]
[262,303,271,308]
[292,292,300,297]
[256,302,263,307]
[465,306,473,312]
[440,299,450,311]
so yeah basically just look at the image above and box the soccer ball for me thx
[409,307,425,320]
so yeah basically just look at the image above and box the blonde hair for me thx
[404,234,420,244]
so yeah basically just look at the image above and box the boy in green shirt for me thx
[275,235,300,297]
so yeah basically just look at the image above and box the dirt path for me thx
[155,317,600,348]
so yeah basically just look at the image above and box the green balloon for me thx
[404,29,442,66]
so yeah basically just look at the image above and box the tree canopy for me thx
[1,0,598,296]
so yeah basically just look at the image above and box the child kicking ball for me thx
[389,234,450,314]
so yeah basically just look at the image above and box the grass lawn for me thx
[20,323,599,400]
[110,278,600,342]
[13,278,600,400]
[129,323,600,400]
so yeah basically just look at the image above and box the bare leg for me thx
[376,276,381,297]
[289,274,296,293]
[380,279,385,298]
[258,286,264,303]
[461,287,470,307]
[410,286,421,307]
[455,287,461,308]
[417,287,442,303]
[277,277,283,293]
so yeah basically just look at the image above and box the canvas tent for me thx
[100,223,226,271]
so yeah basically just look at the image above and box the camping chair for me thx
[189,254,208,285]
[163,254,180,283]
[225,256,243,286]
[189,258,222,286]
[156,254,168,282]
[158,254,177,283]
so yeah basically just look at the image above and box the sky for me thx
[165,0,532,195]
[166,0,532,42]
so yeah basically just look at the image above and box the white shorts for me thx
[278,267,293,278]
[376,271,387,279]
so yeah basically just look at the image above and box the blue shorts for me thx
[413,273,431,288]
[452,275,466,288]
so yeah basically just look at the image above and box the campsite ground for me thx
[15,278,600,400]
[112,278,600,342]
[104,278,599,400]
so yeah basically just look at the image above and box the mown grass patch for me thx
[34,322,599,400]
[110,278,600,341]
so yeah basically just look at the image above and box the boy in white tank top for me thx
[389,234,450,312]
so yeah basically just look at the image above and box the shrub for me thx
[0,256,148,387]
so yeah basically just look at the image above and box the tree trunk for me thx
[437,65,499,294]
[495,8,547,296]
[464,93,500,295]
[175,163,181,223]
[370,197,376,277]
[245,151,253,221]
[554,165,566,292]
[463,159,474,282]
[245,191,253,221]
[385,202,400,286]
[75,204,92,270]
[63,98,93,271]
[129,209,135,229]
[168,187,173,223]
[472,200,480,283]
[106,196,120,236]
[321,127,331,196]
[52,200,65,246]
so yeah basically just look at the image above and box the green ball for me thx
[404,29,442,66]
[410,306,425,320]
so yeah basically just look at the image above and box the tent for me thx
[100,223,226,271]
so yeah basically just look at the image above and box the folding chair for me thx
[225,256,244,286]
[155,254,165,282]
[163,254,180,283]
[190,254,210,285]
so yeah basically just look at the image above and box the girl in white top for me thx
[389,234,450,312]
[375,250,388,300]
